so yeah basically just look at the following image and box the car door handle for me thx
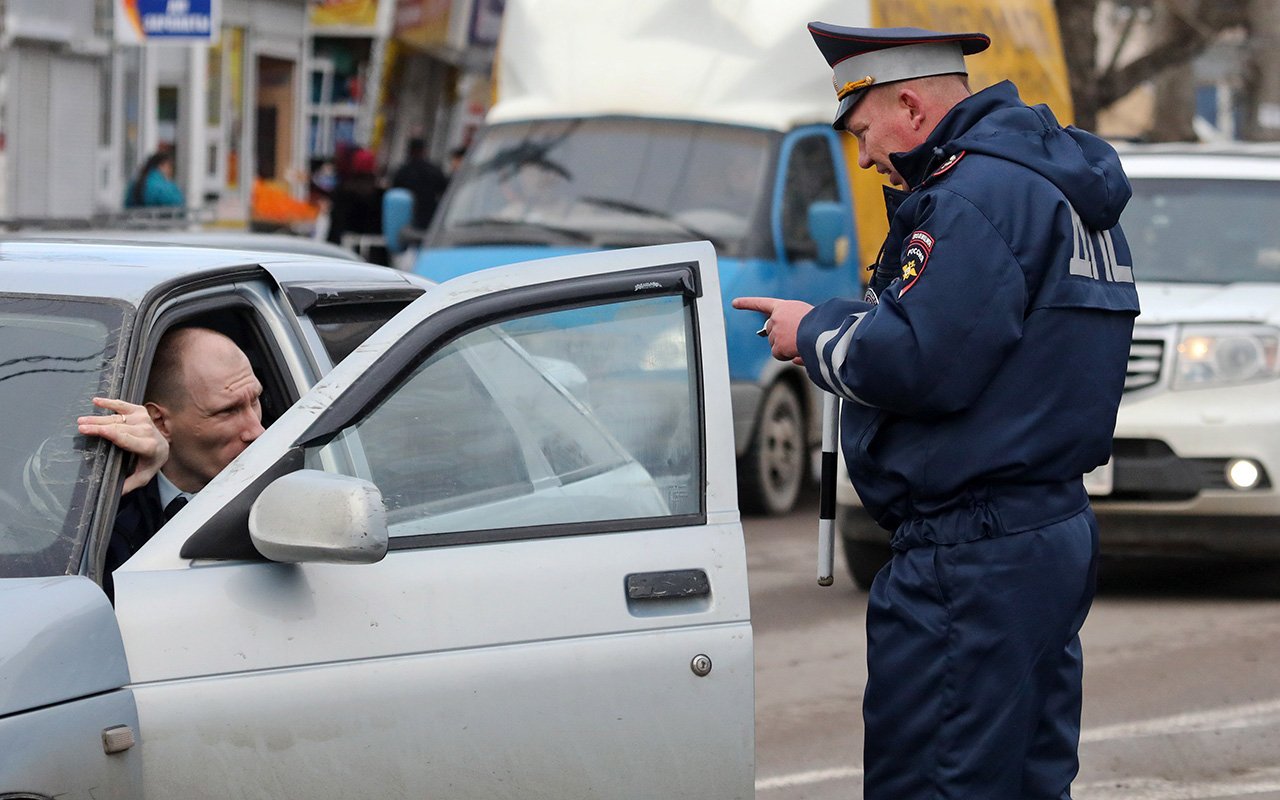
[626,569,710,600]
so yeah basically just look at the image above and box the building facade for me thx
[0,0,499,227]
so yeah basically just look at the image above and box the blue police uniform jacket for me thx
[796,80,1140,543]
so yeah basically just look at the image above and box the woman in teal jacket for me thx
[124,151,185,209]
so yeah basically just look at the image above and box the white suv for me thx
[838,143,1280,588]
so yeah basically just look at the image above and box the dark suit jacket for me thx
[104,477,164,599]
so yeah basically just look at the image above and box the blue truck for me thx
[384,0,1072,515]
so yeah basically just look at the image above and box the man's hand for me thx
[78,397,169,495]
[732,296,814,364]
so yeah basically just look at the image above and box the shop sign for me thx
[394,0,450,49]
[115,0,220,44]
[469,0,504,47]
[310,0,381,30]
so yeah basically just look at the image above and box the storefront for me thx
[0,0,112,220]
[383,0,502,166]
[113,0,309,225]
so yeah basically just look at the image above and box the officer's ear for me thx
[897,87,927,131]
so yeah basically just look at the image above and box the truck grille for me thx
[1125,338,1164,392]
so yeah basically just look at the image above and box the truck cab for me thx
[405,115,860,514]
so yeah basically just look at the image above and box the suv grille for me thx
[1125,338,1164,392]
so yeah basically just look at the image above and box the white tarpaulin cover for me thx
[490,0,873,131]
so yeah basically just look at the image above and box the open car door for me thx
[112,241,754,798]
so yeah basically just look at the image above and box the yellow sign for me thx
[309,0,380,29]
[394,0,451,49]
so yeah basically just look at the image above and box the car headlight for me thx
[1173,324,1280,390]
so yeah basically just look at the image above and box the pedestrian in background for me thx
[326,146,386,264]
[391,137,449,231]
[124,150,184,209]
[734,24,1140,799]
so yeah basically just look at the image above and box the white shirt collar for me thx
[156,471,193,508]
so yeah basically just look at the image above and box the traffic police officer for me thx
[734,23,1140,799]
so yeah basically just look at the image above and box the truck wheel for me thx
[739,380,805,515]
[843,540,892,591]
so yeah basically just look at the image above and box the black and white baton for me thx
[818,391,839,586]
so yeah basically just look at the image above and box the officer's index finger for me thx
[731,296,779,314]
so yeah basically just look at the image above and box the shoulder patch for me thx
[899,230,933,297]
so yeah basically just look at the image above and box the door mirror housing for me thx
[807,201,849,269]
[249,470,389,564]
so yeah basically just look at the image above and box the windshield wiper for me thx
[452,217,593,245]
[576,196,720,248]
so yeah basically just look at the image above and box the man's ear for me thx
[899,87,926,131]
[145,401,174,442]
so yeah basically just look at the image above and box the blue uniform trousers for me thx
[863,507,1099,799]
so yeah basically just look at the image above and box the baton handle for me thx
[818,392,839,586]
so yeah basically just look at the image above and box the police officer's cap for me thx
[809,23,990,130]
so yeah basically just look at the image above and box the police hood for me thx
[893,81,1131,231]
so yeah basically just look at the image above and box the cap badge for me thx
[835,75,875,100]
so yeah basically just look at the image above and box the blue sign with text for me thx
[117,0,219,43]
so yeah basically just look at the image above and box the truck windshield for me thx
[1124,178,1280,283]
[432,118,775,256]
[0,297,126,578]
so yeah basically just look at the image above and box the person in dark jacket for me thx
[326,146,387,263]
[735,25,1139,799]
[391,137,449,230]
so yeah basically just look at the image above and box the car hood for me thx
[1136,281,1280,325]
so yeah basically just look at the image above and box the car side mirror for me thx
[807,201,850,269]
[249,470,389,564]
[382,188,414,254]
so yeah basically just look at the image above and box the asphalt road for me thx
[746,490,1280,799]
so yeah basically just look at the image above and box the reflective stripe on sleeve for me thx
[815,312,874,406]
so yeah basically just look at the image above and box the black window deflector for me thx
[296,261,701,449]
[626,569,711,600]
[283,283,424,315]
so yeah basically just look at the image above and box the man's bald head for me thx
[145,327,236,408]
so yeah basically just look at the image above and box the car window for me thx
[780,134,839,261]
[1124,177,1280,283]
[0,296,125,578]
[308,300,415,363]
[308,294,700,538]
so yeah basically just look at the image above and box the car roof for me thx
[1115,141,1280,180]
[0,240,418,305]
[1,229,365,261]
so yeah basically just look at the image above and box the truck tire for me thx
[739,380,806,515]
[843,540,892,591]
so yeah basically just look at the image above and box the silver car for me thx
[0,240,753,798]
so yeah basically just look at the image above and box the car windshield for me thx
[0,296,126,578]
[431,118,775,256]
[1124,177,1280,283]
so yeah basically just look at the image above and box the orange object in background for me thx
[251,179,319,225]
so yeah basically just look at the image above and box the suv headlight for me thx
[1173,324,1280,390]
